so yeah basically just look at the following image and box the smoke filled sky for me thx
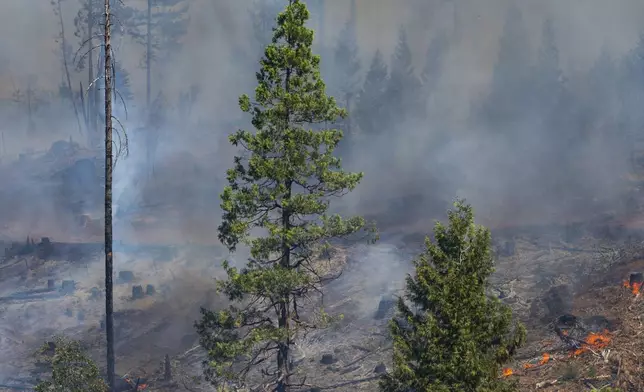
[0,0,644,238]
[2,0,644,102]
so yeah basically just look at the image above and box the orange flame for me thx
[572,330,611,356]
[123,377,148,391]
[623,280,642,295]
[523,352,550,369]
[502,368,513,377]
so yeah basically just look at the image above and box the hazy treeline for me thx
[1,1,644,230]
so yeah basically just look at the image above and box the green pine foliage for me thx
[381,200,526,392]
[34,337,107,392]
[195,1,376,390]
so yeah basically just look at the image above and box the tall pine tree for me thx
[330,0,360,155]
[478,4,531,131]
[381,200,525,392]
[195,1,375,391]
[386,27,424,122]
[421,31,449,105]
[354,50,389,136]
[130,0,189,109]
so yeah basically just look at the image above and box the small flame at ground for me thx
[523,353,550,369]
[123,377,148,391]
[502,368,513,377]
[572,330,611,356]
[623,280,641,295]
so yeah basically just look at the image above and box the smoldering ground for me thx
[1,0,644,386]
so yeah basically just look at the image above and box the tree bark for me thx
[103,0,115,390]
[277,179,292,392]
[87,0,95,144]
[277,66,293,392]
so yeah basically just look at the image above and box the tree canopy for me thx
[381,200,525,392]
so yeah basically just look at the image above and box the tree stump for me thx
[164,354,172,381]
[320,353,336,365]
[132,285,144,299]
[90,287,101,300]
[61,280,75,294]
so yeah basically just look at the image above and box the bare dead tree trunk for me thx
[164,354,172,381]
[54,0,83,136]
[103,0,115,390]
[146,0,152,111]
[88,0,96,144]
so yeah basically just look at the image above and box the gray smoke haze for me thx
[2,0,644,384]
[0,0,643,235]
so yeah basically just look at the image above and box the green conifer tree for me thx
[196,1,376,391]
[387,27,424,121]
[35,337,108,392]
[354,50,389,136]
[381,200,525,392]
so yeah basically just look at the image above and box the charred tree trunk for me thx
[146,0,152,111]
[164,354,172,381]
[103,0,115,390]
[88,0,96,142]
[79,81,89,130]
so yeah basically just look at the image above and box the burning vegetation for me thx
[496,272,644,391]
[623,272,643,296]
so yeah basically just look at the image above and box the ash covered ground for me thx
[1,172,644,391]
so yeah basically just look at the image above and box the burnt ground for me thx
[2,200,644,390]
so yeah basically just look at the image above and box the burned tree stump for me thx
[543,285,572,319]
[60,280,75,294]
[145,284,156,296]
[118,270,135,283]
[164,354,172,381]
[132,285,144,299]
[90,287,101,300]
[320,353,336,365]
